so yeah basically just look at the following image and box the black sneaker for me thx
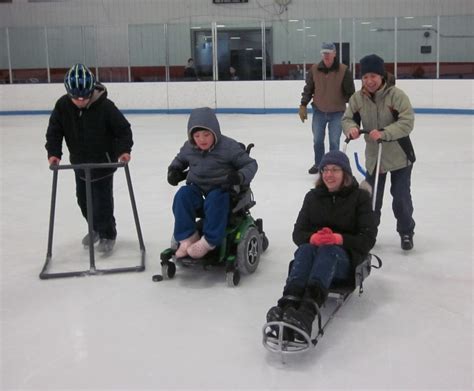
[82,231,99,247]
[97,238,116,253]
[401,234,414,251]
[308,165,319,174]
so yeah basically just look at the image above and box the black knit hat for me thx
[318,151,352,175]
[360,54,385,77]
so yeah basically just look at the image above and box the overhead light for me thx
[404,16,414,19]
[289,19,299,22]
[245,48,253,51]
[216,24,226,28]
[422,24,433,28]
[254,56,263,60]
[230,36,241,40]
[307,34,317,37]
[296,28,304,31]
[369,28,378,32]
[361,21,371,25]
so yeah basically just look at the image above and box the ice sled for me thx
[262,253,382,358]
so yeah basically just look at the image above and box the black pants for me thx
[367,165,415,236]
[75,171,117,240]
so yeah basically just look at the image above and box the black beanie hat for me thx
[318,151,352,175]
[360,54,385,77]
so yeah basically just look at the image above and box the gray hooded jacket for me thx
[169,107,258,194]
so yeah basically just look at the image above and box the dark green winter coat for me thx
[292,180,377,268]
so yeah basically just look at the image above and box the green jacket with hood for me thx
[341,75,415,174]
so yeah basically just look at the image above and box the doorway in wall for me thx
[335,42,350,67]
[193,28,272,80]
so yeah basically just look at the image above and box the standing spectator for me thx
[184,58,198,80]
[45,64,133,254]
[299,42,355,174]
[342,54,416,250]
[229,66,239,80]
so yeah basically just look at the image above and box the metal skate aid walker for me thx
[262,131,383,360]
[39,162,146,279]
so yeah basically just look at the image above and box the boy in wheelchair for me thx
[265,151,377,340]
[167,107,258,260]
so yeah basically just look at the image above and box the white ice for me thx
[1,113,472,390]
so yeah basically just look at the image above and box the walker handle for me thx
[49,162,127,171]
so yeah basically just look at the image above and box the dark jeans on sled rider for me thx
[266,151,377,336]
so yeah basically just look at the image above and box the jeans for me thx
[172,184,230,247]
[285,243,352,291]
[311,107,344,166]
[75,171,116,240]
[367,165,415,235]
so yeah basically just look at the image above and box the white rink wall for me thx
[0,80,472,113]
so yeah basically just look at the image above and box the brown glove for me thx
[298,105,307,123]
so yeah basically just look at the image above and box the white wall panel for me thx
[264,80,303,108]
[0,80,472,112]
[168,81,216,109]
[216,81,264,109]
[106,83,168,111]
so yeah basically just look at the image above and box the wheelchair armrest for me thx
[231,187,255,213]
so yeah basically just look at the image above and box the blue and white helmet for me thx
[64,64,96,98]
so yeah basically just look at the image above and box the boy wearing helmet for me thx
[45,64,133,253]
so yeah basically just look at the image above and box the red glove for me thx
[310,227,343,246]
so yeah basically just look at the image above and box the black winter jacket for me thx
[45,84,133,179]
[292,180,377,268]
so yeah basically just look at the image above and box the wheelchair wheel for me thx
[162,262,176,279]
[236,226,261,274]
[262,233,269,252]
[226,269,240,287]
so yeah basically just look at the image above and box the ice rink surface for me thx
[1,113,472,390]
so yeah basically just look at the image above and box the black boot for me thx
[266,294,301,323]
[282,284,327,337]
[266,285,304,340]
[266,306,283,323]
[282,300,318,337]
[305,283,328,307]
[267,290,301,322]
[401,233,414,250]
